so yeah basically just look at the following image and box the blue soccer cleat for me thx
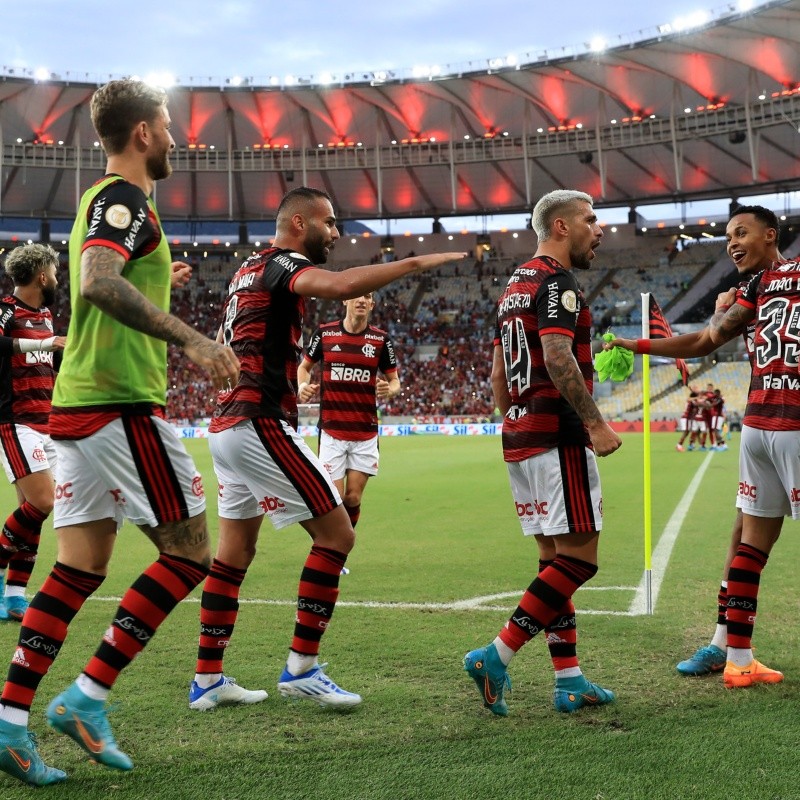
[463,643,511,716]
[0,719,66,786]
[46,683,132,771]
[676,644,726,676]
[5,595,28,622]
[554,675,615,713]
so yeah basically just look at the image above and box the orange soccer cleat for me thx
[723,658,784,688]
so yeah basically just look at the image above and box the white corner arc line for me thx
[628,452,715,616]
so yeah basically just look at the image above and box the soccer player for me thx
[188,187,465,712]
[675,385,699,451]
[463,189,621,717]
[296,292,400,534]
[0,244,65,622]
[0,79,240,787]
[709,388,727,450]
[607,205,783,682]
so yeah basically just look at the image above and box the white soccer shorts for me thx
[0,423,56,483]
[737,424,800,519]
[318,430,380,481]
[507,444,603,537]
[210,418,341,530]
[53,415,205,530]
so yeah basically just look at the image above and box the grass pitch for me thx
[1,433,799,800]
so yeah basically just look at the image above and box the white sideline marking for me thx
[82,459,711,620]
[628,452,714,616]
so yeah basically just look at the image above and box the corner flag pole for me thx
[641,293,653,615]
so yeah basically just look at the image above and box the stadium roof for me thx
[1,0,799,224]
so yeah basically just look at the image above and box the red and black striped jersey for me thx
[210,248,314,432]
[303,321,397,441]
[495,255,592,461]
[0,296,56,432]
[738,259,800,430]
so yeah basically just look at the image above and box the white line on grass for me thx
[628,451,714,616]
[80,458,711,620]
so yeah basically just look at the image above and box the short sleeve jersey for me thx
[495,256,592,461]
[0,297,56,432]
[210,248,315,432]
[304,321,398,441]
[51,175,172,438]
[738,259,800,430]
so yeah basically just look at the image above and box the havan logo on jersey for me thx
[330,366,371,383]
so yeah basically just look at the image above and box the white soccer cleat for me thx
[277,663,362,708]
[189,675,268,711]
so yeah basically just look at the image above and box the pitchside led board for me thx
[177,424,503,439]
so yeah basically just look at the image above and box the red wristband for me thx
[636,338,651,354]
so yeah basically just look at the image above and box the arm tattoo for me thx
[709,304,752,343]
[82,247,198,347]
[543,335,604,426]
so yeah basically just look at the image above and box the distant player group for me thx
[0,79,794,787]
[675,382,728,452]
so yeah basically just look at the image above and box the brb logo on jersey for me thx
[331,366,371,383]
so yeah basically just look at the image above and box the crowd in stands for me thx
[0,235,740,426]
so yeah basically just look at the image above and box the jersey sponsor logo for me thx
[498,293,531,315]
[87,196,106,238]
[791,488,800,504]
[505,406,528,421]
[259,495,286,513]
[273,253,303,272]
[547,281,559,318]
[331,366,371,383]
[25,350,54,366]
[25,320,33,327]
[762,374,800,390]
[361,343,376,358]
[364,333,384,341]
[322,330,342,337]
[515,500,549,517]
[54,482,73,500]
[230,271,256,292]
[561,289,577,313]
[516,268,538,277]
[331,344,342,352]
[123,206,147,251]
[738,480,757,499]
[105,203,133,229]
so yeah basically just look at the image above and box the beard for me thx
[41,284,56,307]
[305,229,330,264]
[148,149,173,182]
[570,246,594,270]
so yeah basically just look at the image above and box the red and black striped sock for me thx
[539,559,579,671]
[344,503,361,529]
[1,562,103,712]
[83,553,208,689]
[6,533,40,590]
[196,559,246,675]
[726,543,768,650]
[499,555,597,653]
[290,545,346,656]
[0,502,48,566]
